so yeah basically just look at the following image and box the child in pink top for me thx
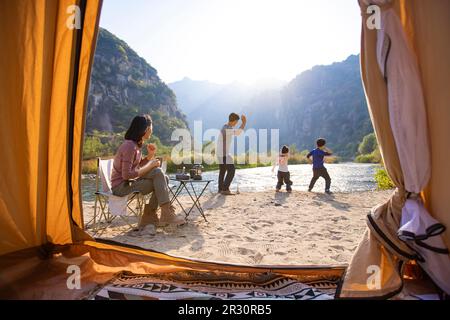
[272,145,293,192]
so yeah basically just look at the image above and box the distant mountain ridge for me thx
[169,78,286,131]
[86,28,187,144]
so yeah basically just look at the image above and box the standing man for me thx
[217,113,247,195]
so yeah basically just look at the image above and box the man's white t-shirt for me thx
[216,124,242,164]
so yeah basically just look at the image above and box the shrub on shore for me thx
[82,159,98,175]
[354,133,382,164]
[355,146,381,163]
[375,167,395,190]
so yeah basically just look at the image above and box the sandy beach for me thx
[83,190,392,266]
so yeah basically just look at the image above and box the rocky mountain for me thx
[86,28,187,144]
[277,55,373,158]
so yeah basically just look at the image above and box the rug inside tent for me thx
[87,270,338,300]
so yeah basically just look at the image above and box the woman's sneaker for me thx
[138,206,159,229]
[139,224,156,236]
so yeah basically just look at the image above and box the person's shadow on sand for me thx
[273,191,291,204]
[202,193,226,210]
[312,193,351,212]
[95,200,208,254]
[113,217,207,255]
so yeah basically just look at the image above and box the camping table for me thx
[169,178,213,222]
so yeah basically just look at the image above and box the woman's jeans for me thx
[112,167,170,210]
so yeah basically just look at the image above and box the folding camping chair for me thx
[85,158,145,235]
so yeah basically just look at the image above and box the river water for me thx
[82,163,381,202]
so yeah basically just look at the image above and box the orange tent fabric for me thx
[0,242,345,299]
[0,0,102,256]
[338,0,450,298]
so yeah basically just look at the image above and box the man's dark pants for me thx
[308,167,331,191]
[218,156,235,192]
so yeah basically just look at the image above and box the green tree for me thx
[358,133,378,155]
[289,144,298,155]
[83,136,106,159]
[300,150,310,157]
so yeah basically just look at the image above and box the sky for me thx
[99,0,362,85]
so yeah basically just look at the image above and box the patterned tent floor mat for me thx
[87,270,339,300]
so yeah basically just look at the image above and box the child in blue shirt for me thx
[307,138,333,194]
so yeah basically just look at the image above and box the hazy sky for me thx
[100,0,362,84]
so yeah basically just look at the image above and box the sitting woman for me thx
[111,114,184,229]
